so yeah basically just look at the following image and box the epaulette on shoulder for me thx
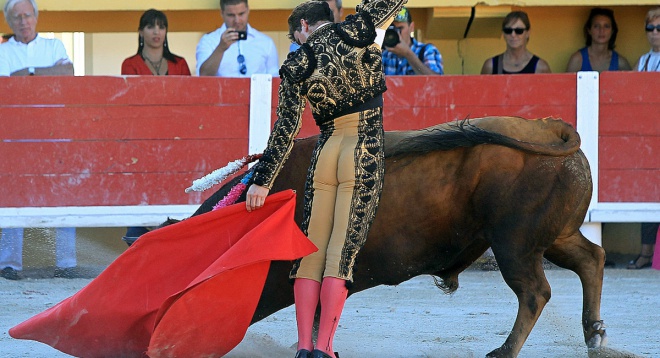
[279,44,316,83]
[336,11,376,48]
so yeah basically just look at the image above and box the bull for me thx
[177,116,608,357]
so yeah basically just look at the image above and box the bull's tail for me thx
[465,116,581,156]
[185,153,262,193]
[386,117,581,158]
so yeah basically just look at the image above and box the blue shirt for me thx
[382,38,443,75]
[579,47,619,71]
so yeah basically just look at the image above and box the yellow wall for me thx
[1,5,656,75]
[27,0,660,11]
[426,6,653,75]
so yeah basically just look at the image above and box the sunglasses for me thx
[503,27,527,35]
[237,54,247,75]
[645,25,660,32]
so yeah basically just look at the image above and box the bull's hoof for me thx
[586,320,607,348]
[485,346,514,358]
[587,347,644,358]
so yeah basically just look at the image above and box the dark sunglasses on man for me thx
[503,27,526,35]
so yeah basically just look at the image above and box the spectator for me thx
[382,7,443,75]
[0,0,77,280]
[121,9,191,76]
[481,11,551,74]
[289,0,342,52]
[1,33,12,43]
[0,0,73,76]
[627,10,660,268]
[1,228,77,280]
[566,8,631,72]
[634,7,660,72]
[119,9,191,245]
[246,0,405,356]
[196,0,278,77]
[627,223,658,269]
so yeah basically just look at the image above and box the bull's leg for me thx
[544,231,606,349]
[486,244,551,358]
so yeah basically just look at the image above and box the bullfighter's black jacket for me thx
[252,0,407,189]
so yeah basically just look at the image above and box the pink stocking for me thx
[294,278,321,351]
[316,277,348,355]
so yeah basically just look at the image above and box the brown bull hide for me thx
[188,117,606,357]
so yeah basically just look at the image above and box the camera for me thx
[233,30,247,41]
[383,25,400,47]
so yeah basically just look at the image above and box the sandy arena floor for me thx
[1,267,658,358]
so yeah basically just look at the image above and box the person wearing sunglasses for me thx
[480,11,551,74]
[627,7,660,270]
[245,0,407,357]
[566,8,631,73]
[634,7,660,72]
[196,0,278,77]
[121,9,191,76]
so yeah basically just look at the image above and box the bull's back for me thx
[355,143,592,287]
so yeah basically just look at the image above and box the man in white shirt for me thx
[196,0,278,77]
[0,0,77,281]
[0,0,73,76]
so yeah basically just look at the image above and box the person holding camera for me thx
[196,0,278,77]
[382,7,443,75]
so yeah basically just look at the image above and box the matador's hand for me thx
[246,184,270,212]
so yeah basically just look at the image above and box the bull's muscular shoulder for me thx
[336,12,376,47]
[279,44,316,83]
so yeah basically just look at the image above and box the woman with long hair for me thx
[566,8,631,72]
[120,9,191,247]
[121,9,191,75]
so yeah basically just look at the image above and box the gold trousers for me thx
[290,107,385,283]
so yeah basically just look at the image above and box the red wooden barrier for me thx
[286,74,577,138]
[382,74,576,130]
[599,72,660,203]
[1,76,250,207]
[0,74,656,220]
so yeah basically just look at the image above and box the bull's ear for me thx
[280,44,316,83]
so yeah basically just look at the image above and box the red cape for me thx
[10,190,316,357]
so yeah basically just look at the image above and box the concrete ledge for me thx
[0,205,198,228]
[589,203,660,223]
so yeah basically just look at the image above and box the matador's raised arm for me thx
[356,0,408,30]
